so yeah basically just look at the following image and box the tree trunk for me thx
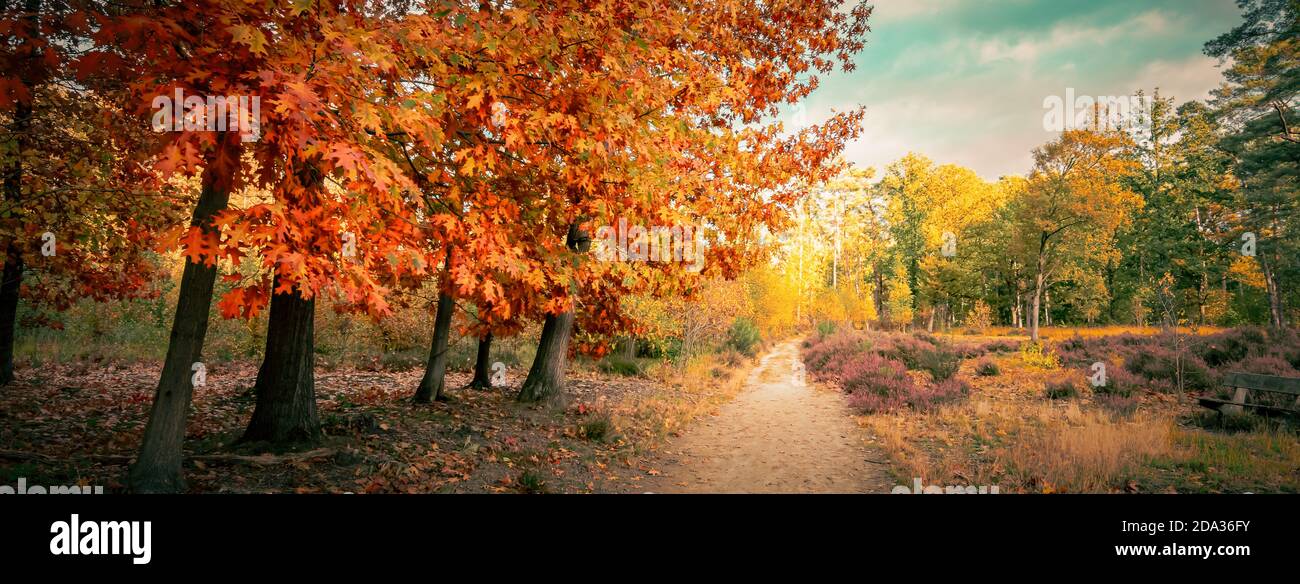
[518,223,587,404]
[130,150,236,493]
[517,310,574,404]
[468,332,493,390]
[0,247,22,386]
[1030,274,1044,343]
[0,88,32,386]
[1261,255,1285,329]
[414,257,456,403]
[872,263,885,324]
[240,275,320,445]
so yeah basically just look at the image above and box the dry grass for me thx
[606,352,755,453]
[999,410,1176,492]
[856,338,1300,493]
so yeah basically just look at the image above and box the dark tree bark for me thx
[517,223,589,404]
[414,250,455,403]
[516,311,575,404]
[240,275,320,445]
[468,332,494,390]
[0,246,22,387]
[130,147,236,493]
[0,3,35,386]
[1261,253,1286,329]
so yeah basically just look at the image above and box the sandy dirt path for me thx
[640,340,895,493]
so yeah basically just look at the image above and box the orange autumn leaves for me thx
[88,0,871,348]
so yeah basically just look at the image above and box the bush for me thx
[715,348,746,368]
[1095,362,1141,397]
[966,300,992,331]
[517,470,548,494]
[840,353,914,414]
[597,356,644,376]
[916,347,961,382]
[839,352,910,395]
[1233,355,1300,377]
[846,388,908,414]
[1020,342,1059,370]
[981,340,1020,354]
[577,414,613,442]
[727,317,762,356]
[1124,348,1213,392]
[838,350,971,414]
[876,333,937,369]
[1044,379,1078,399]
[1096,393,1139,418]
[975,359,1000,377]
[802,332,871,378]
[815,320,837,338]
[911,378,970,411]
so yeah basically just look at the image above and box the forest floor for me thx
[0,351,753,493]
[634,340,895,493]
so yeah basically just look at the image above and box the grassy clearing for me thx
[841,330,1300,493]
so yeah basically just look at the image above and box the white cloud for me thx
[975,10,1175,64]
[870,0,964,23]
[1121,54,1224,102]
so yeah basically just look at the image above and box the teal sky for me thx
[797,0,1243,180]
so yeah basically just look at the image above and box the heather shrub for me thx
[916,347,961,382]
[1233,355,1300,377]
[1095,362,1141,397]
[981,339,1019,353]
[876,333,937,369]
[840,352,910,395]
[953,342,987,358]
[1195,328,1258,367]
[975,358,1000,376]
[1096,393,1139,418]
[911,378,970,411]
[1124,348,1213,392]
[846,388,908,414]
[1116,333,1149,346]
[1053,334,1098,366]
[807,331,972,414]
[841,353,914,414]
[802,332,870,378]
[1044,379,1078,399]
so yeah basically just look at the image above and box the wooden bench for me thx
[1198,372,1300,416]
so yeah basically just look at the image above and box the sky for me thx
[797,0,1245,180]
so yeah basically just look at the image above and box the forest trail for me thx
[640,340,896,493]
